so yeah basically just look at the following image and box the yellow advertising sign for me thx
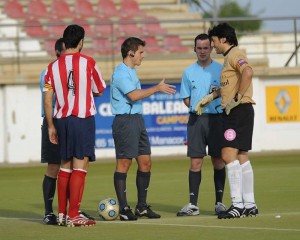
[266,85,300,123]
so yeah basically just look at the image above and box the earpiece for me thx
[130,53,135,57]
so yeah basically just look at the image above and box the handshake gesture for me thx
[194,91,218,115]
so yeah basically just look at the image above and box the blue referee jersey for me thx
[110,63,142,115]
[180,60,222,114]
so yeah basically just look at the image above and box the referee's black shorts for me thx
[187,113,222,158]
[222,103,254,151]
[41,117,61,164]
[112,114,151,159]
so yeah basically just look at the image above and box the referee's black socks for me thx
[214,167,226,204]
[114,172,128,209]
[136,170,151,207]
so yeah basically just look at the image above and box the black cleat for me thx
[245,206,258,217]
[135,204,161,219]
[119,206,138,221]
[218,205,246,219]
[43,213,57,225]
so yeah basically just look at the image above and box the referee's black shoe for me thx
[43,213,57,225]
[119,206,138,221]
[135,204,161,219]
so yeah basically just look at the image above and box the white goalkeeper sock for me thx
[227,160,243,208]
[241,160,256,208]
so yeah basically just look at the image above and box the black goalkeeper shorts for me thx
[222,103,254,151]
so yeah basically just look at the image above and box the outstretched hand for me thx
[157,78,176,95]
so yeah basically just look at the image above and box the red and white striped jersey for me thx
[43,52,106,118]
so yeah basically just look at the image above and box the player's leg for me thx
[76,160,95,220]
[136,154,151,207]
[115,162,138,221]
[218,105,251,219]
[237,104,258,217]
[54,117,71,225]
[177,157,203,217]
[114,158,132,211]
[134,116,160,219]
[178,114,205,216]
[211,157,226,214]
[68,157,89,218]
[41,117,61,225]
[43,163,60,214]
[217,147,245,219]
[60,116,96,227]
[189,158,203,206]
[67,157,96,227]
[218,147,244,219]
[188,114,206,205]
[115,164,138,222]
[239,151,258,217]
[135,155,160,219]
[112,115,138,220]
[208,114,226,214]
[57,160,72,225]
[135,124,152,209]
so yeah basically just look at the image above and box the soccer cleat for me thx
[67,215,96,227]
[57,213,66,226]
[215,202,227,215]
[43,213,57,225]
[119,206,138,221]
[245,206,259,217]
[79,210,95,221]
[217,205,246,219]
[177,203,199,216]
[135,204,161,219]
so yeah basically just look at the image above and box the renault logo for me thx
[275,90,291,113]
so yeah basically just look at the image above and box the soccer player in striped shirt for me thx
[43,25,106,227]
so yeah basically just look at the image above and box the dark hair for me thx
[63,24,85,49]
[194,33,211,47]
[208,22,238,46]
[55,38,64,58]
[121,37,146,59]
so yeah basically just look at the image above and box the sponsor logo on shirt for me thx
[221,79,229,87]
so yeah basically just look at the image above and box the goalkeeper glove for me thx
[195,91,218,115]
[225,93,242,115]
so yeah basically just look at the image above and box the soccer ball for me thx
[98,198,119,221]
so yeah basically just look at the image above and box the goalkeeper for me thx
[178,33,226,217]
[208,23,258,219]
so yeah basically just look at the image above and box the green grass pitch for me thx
[0,152,299,240]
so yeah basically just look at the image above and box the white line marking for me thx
[1,214,300,233]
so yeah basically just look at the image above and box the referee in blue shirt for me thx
[110,37,176,221]
[177,33,227,216]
